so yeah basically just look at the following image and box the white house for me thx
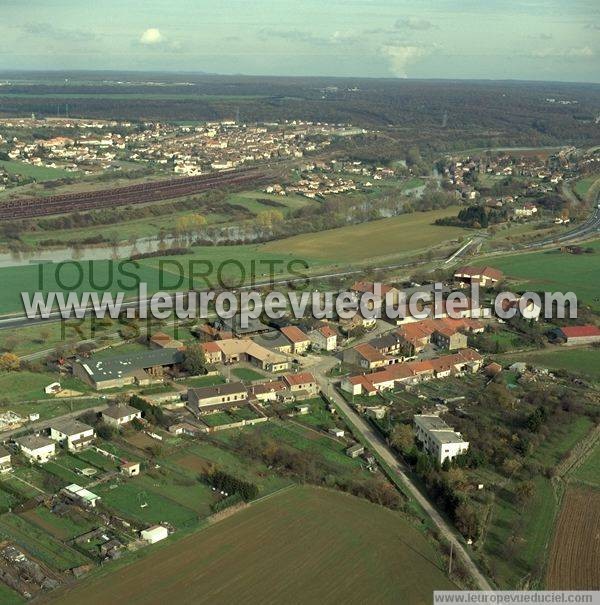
[0,446,12,473]
[328,428,345,438]
[414,415,469,465]
[101,404,142,428]
[49,420,95,452]
[15,434,56,463]
[310,325,337,351]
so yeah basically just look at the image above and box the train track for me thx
[0,166,270,220]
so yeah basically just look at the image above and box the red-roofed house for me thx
[558,325,600,346]
[342,343,394,370]
[200,341,223,365]
[341,349,483,395]
[280,326,311,354]
[283,372,318,395]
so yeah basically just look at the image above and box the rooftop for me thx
[280,325,310,344]
[189,381,247,400]
[79,349,184,382]
[49,419,94,436]
[15,434,55,450]
[560,325,600,338]
[102,403,141,420]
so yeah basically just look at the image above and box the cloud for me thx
[382,45,430,77]
[20,23,96,42]
[584,23,600,31]
[531,46,594,58]
[262,28,358,47]
[394,17,435,31]
[140,28,164,45]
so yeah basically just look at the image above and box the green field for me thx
[0,370,93,404]
[19,208,229,247]
[496,347,600,382]
[573,175,600,198]
[0,207,467,315]
[95,478,199,528]
[491,240,600,310]
[0,583,24,605]
[0,244,327,315]
[49,486,454,604]
[231,367,265,381]
[21,506,95,540]
[572,443,600,487]
[262,207,468,261]
[0,159,72,181]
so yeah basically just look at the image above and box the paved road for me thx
[312,353,492,591]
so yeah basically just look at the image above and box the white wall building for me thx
[414,415,469,465]
[15,435,56,463]
[141,525,169,544]
[101,404,142,427]
[49,420,95,452]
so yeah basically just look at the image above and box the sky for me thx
[0,0,599,82]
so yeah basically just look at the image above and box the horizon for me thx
[1,0,599,83]
[1,69,599,87]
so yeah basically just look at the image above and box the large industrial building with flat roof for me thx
[73,349,184,390]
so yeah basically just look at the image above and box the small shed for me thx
[346,444,365,458]
[120,462,140,477]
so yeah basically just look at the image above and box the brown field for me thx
[172,452,211,474]
[546,488,600,589]
[45,486,454,605]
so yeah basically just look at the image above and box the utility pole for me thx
[448,540,453,576]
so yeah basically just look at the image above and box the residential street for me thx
[312,353,493,591]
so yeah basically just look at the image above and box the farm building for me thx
[49,419,95,452]
[15,434,56,463]
[218,316,271,337]
[101,403,142,427]
[200,338,290,372]
[414,415,469,465]
[73,349,184,389]
[188,382,248,411]
[453,265,503,287]
[557,325,600,346]
[252,331,293,355]
[141,525,169,544]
